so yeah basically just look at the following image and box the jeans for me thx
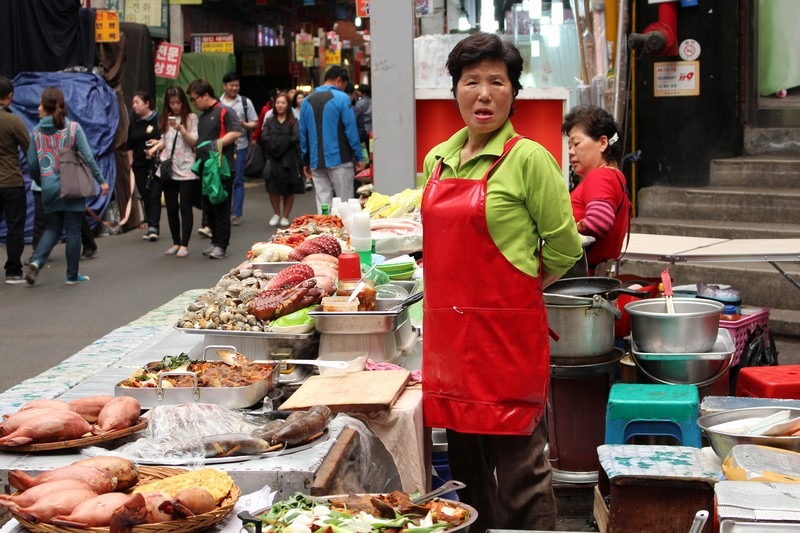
[204,178,233,250]
[164,179,197,246]
[0,187,27,277]
[133,164,161,233]
[310,162,355,214]
[31,190,45,249]
[231,147,248,217]
[32,210,82,280]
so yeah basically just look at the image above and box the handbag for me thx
[244,142,265,177]
[59,122,96,199]
[157,131,179,182]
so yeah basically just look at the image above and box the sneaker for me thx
[198,226,213,239]
[5,275,26,285]
[82,248,97,259]
[269,214,280,227]
[65,275,90,285]
[24,262,39,285]
[208,246,227,259]
[280,217,290,227]
[305,181,313,191]
[202,245,215,256]
[231,216,241,226]
[147,232,159,242]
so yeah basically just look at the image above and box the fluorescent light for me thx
[552,0,564,25]
[355,16,362,28]
[529,0,542,19]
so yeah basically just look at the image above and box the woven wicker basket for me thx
[14,466,240,533]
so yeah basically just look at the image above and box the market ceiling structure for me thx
[201,0,359,31]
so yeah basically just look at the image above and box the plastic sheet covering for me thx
[322,415,403,495]
[759,0,800,95]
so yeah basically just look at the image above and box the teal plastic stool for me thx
[605,383,702,447]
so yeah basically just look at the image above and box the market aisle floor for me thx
[0,182,317,393]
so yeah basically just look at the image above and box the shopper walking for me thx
[127,91,161,241]
[186,79,242,260]
[147,86,198,258]
[299,66,364,213]
[420,33,582,531]
[260,92,305,227]
[0,76,30,284]
[220,72,258,226]
[25,87,109,285]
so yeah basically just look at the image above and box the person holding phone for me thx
[127,91,161,240]
[147,86,198,257]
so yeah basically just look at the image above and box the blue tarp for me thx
[0,72,119,242]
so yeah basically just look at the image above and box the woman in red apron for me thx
[421,34,583,530]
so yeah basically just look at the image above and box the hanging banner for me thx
[325,49,341,66]
[295,34,315,67]
[95,10,120,42]
[191,33,235,53]
[154,42,182,79]
[125,0,169,39]
[356,0,370,18]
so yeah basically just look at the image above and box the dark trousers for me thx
[204,178,232,250]
[81,215,96,252]
[163,179,196,247]
[133,165,161,233]
[31,190,45,249]
[446,420,557,531]
[0,186,27,277]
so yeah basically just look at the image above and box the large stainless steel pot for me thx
[547,294,620,357]
[546,277,650,301]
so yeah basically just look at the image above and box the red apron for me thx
[421,136,550,436]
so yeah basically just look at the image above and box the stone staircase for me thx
[623,148,800,352]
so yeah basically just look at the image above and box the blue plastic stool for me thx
[605,383,702,447]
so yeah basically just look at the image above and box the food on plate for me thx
[69,395,115,422]
[0,409,93,446]
[78,456,140,491]
[258,405,330,446]
[17,399,75,413]
[248,242,294,263]
[266,263,315,290]
[109,491,175,532]
[50,491,133,528]
[118,355,275,389]
[289,214,344,230]
[1,408,65,434]
[271,233,307,248]
[253,490,470,532]
[97,396,141,432]
[364,188,423,219]
[202,432,274,457]
[0,479,95,509]
[288,234,342,261]
[248,278,331,321]
[301,253,338,266]
[9,456,135,492]
[11,486,98,523]
[250,419,287,443]
[370,217,423,237]
[132,467,235,503]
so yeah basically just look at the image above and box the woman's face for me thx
[274,96,289,116]
[132,96,150,117]
[455,58,514,137]
[38,102,45,118]
[567,125,608,177]
[168,96,183,116]
[294,93,304,108]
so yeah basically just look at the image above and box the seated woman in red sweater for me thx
[561,105,630,275]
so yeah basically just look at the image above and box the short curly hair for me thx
[561,105,623,164]
[446,33,523,99]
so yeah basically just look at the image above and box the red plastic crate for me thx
[719,307,770,366]
[736,364,800,399]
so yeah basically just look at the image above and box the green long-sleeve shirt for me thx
[422,120,582,277]
[0,104,30,188]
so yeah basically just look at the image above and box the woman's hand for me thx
[99,182,110,196]
[576,219,587,233]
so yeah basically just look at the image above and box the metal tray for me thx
[115,366,277,409]
[248,261,300,273]
[174,324,316,340]
[308,306,409,334]
[631,328,735,361]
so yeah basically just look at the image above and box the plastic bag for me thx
[741,326,779,368]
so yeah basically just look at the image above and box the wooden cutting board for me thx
[280,370,410,412]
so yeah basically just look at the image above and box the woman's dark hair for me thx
[291,91,305,109]
[159,86,192,133]
[40,87,68,130]
[271,92,297,127]
[132,91,155,111]
[446,33,524,99]
[561,105,623,164]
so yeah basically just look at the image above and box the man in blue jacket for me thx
[299,66,364,213]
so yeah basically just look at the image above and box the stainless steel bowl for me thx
[697,406,800,459]
[631,329,734,386]
[625,298,724,353]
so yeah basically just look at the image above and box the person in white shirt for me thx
[220,71,258,226]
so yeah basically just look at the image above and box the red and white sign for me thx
[154,42,182,79]
[356,0,370,18]
[679,39,701,61]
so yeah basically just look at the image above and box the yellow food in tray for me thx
[133,468,235,503]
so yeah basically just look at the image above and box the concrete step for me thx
[631,217,800,239]
[618,260,800,312]
[636,185,800,223]
[744,128,800,155]
[711,154,800,188]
